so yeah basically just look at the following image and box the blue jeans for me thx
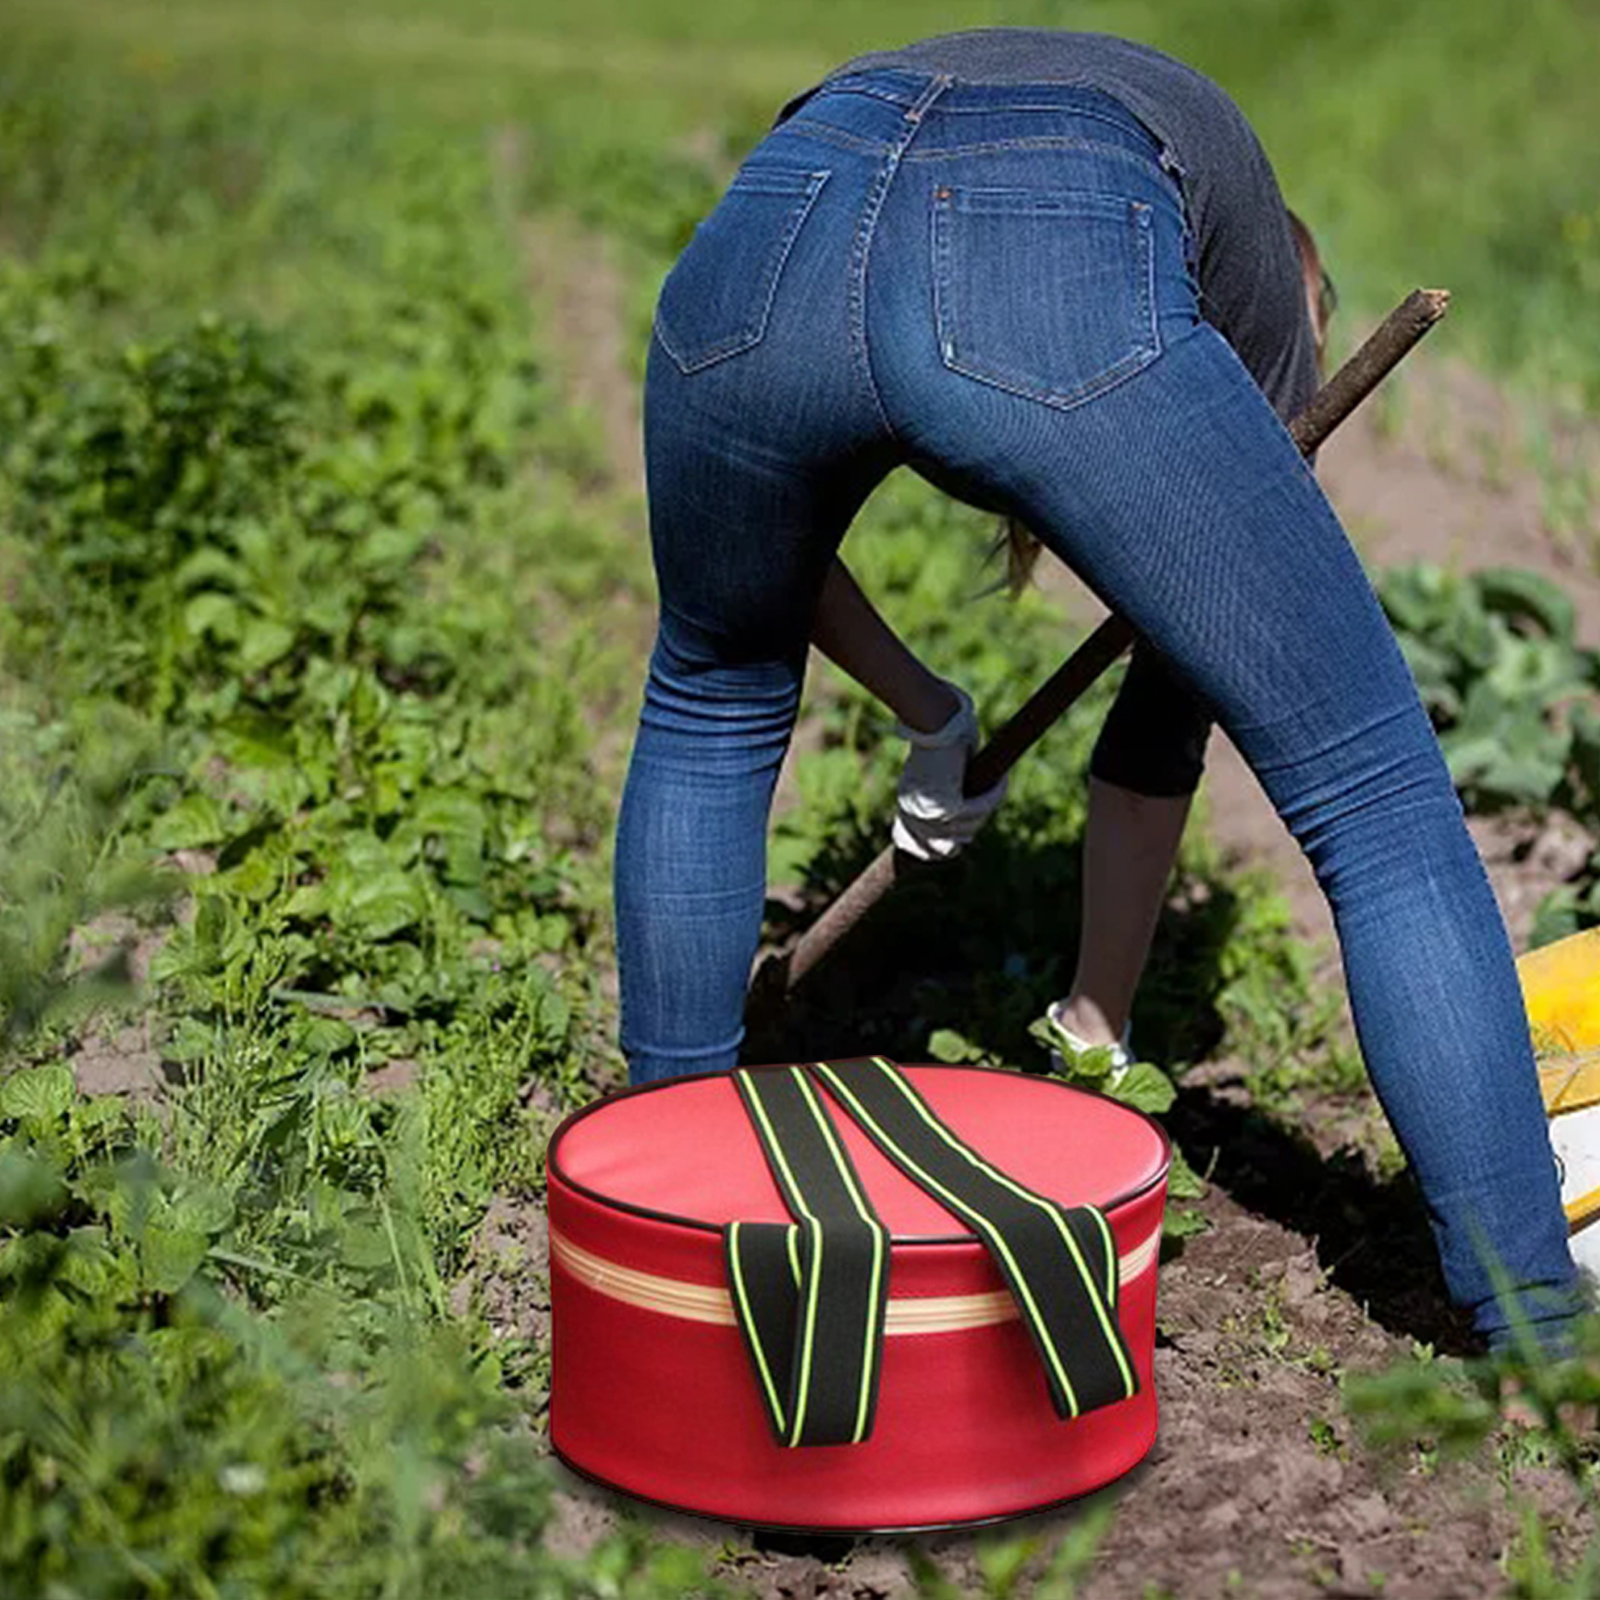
[614,71,1580,1346]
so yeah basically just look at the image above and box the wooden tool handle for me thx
[775,288,1451,996]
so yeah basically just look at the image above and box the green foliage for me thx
[909,1495,1117,1599]
[1379,562,1597,809]
[0,49,649,1592]
[0,1127,722,1598]
[1378,561,1600,938]
[14,0,1600,408]
[0,706,174,1053]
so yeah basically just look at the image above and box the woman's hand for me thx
[893,684,1008,860]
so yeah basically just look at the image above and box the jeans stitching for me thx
[812,78,929,109]
[932,191,1160,411]
[654,169,831,375]
[847,74,952,440]
[930,100,1149,124]
[906,137,1170,173]
[778,118,888,156]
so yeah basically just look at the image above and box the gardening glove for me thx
[891,682,1008,861]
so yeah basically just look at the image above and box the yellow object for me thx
[1540,1051,1600,1116]
[1525,929,1600,1233]
[1565,1179,1600,1229]
[1520,926,1600,1060]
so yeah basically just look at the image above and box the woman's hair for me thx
[996,208,1337,597]
[1286,208,1338,365]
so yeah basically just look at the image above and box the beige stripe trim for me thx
[549,1225,1160,1334]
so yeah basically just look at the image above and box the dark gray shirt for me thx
[778,29,1318,422]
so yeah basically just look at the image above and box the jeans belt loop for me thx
[904,72,953,126]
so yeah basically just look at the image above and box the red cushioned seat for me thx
[547,1061,1169,1532]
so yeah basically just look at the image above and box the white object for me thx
[1042,1002,1134,1085]
[892,683,1008,861]
[1549,1106,1600,1282]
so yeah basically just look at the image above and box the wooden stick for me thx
[1287,288,1449,456]
[773,288,1451,996]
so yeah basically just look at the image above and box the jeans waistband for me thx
[799,69,1166,165]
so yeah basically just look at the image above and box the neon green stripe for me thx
[1091,1206,1118,1306]
[857,1223,886,1443]
[785,1225,801,1287]
[727,1222,786,1433]
[736,1069,811,1218]
[789,1213,823,1445]
[796,1068,885,1444]
[814,1063,1081,1418]
[780,1069,826,1446]
[738,1069,827,1443]
[869,1058,1135,1399]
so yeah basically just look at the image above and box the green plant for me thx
[1378,561,1600,939]
[0,707,173,1055]
[908,1495,1117,1599]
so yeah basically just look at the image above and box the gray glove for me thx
[891,683,1008,861]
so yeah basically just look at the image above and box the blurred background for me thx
[4,0,1598,400]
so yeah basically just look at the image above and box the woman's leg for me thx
[614,612,806,1084]
[867,139,1580,1345]
[612,84,920,1084]
[1055,646,1210,1047]
[615,343,892,1084]
[1055,777,1193,1048]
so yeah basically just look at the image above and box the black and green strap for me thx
[813,1057,1137,1420]
[727,1066,890,1447]
[725,1059,1138,1448]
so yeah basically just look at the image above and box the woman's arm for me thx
[810,559,959,733]
[811,558,1005,861]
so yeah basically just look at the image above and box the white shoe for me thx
[1041,1001,1133,1084]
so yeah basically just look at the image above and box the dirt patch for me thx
[68,1017,165,1099]
[63,911,170,1099]
[1051,1186,1586,1600]
[454,1193,552,1353]
[1466,809,1598,952]
[1321,356,1600,639]
[521,208,644,493]
[530,1177,1590,1598]
[361,1057,420,1097]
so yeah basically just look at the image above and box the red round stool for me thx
[548,1059,1169,1532]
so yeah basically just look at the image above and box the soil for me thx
[63,911,170,1099]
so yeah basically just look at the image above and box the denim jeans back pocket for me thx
[932,187,1159,409]
[654,166,830,375]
